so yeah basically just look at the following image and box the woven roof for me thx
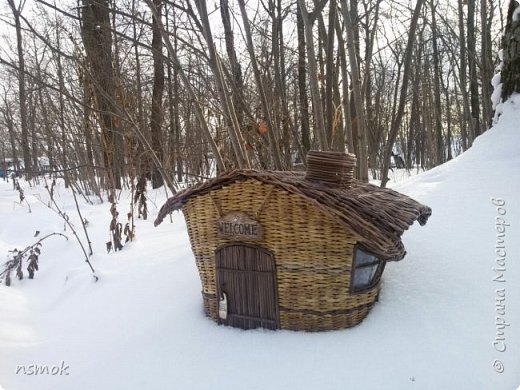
[155,169,431,261]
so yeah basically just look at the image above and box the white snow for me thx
[491,72,502,111]
[491,47,505,124]
[1,96,520,389]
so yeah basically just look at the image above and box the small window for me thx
[351,247,385,293]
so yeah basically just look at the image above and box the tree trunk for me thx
[408,65,421,169]
[150,0,165,188]
[297,1,311,153]
[28,87,38,176]
[144,0,226,173]
[457,0,470,151]
[467,0,481,143]
[325,0,336,149]
[444,76,453,160]
[165,7,183,182]
[296,0,329,151]
[7,0,31,177]
[111,0,127,187]
[81,0,122,189]
[220,0,245,128]
[501,0,520,100]
[334,13,354,154]
[3,104,19,173]
[362,0,381,168]
[340,0,369,181]
[33,44,54,171]
[272,0,292,166]
[430,0,444,165]
[82,70,99,195]
[132,0,146,178]
[481,0,494,129]
[55,28,71,187]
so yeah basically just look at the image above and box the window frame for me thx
[350,246,386,294]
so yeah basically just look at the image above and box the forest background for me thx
[0,0,516,196]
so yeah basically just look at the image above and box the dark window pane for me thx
[353,264,378,289]
[352,247,382,291]
[354,248,377,266]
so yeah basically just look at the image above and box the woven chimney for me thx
[305,150,357,188]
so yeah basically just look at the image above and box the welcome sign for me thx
[216,212,263,241]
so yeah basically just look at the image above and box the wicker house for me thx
[155,151,431,331]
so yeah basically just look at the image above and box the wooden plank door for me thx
[215,244,279,330]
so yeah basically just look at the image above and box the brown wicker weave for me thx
[305,150,357,187]
[155,153,431,331]
[156,170,431,261]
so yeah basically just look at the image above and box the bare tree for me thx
[296,0,329,151]
[297,1,311,153]
[481,0,494,129]
[7,0,32,177]
[150,0,165,188]
[80,0,123,189]
[220,0,245,131]
[457,0,470,151]
[0,0,506,196]
[501,0,520,100]
[429,0,444,165]
[143,0,226,173]
[380,0,426,188]
[467,0,481,143]
[340,0,369,181]
[237,0,283,168]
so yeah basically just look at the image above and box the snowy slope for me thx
[0,96,519,390]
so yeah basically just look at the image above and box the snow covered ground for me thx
[1,96,519,390]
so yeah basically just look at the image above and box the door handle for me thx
[218,291,228,320]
